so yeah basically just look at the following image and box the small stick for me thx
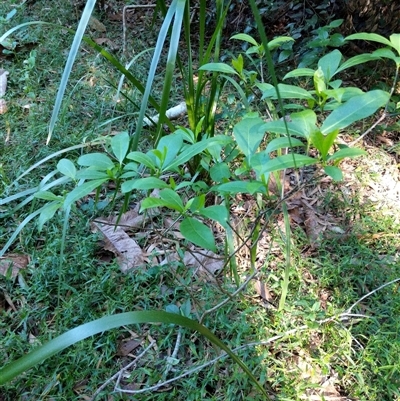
[91,340,156,400]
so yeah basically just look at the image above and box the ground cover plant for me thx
[1,0,400,400]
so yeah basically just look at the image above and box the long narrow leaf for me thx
[0,311,269,398]
[48,0,97,143]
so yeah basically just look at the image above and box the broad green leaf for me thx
[314,67,326,95]
[261,83,315,100]
[198,62,238,75]
[327,147,366,161]
[346,33,392,47]
[64,179,107,210]
[34,191,62,201]
[324,87,364,103]
[233,115,266,159]
[371,48,397,60]
[214,181,266,195]
[76,170,109,180]
[390,33,400,56]
[156,132,183,168]
[248,151,270,180]
[267,36,294,51]
[210,162,231,182]
[0,311,267,398]
[324,166,343,181]
[159,188,184,212]
[198,205,229,228]
[283,68,315,80]
[111,131,129,164]
[265,137,305,154]
[121,177,169,193]
[328,19,344,28]
[290,109,317,139]
[335,53,381,75]
[57,159,76,179]
[188,194,206,212]
[180,217,216,252]
[263,154,317,173]
[164,137,220,171]
[262,120,308,138]
[38,201,61,231]
[230,33,258,47]
[78,153,115,171]
[310,129,339,161]
[140,197,173,211]
[126,151,157,170]
[318,49,342,81]
[320,90,389,134]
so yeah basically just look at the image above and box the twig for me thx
[345,277,400,314]
[91,340,156,401]
[200,268,260,323]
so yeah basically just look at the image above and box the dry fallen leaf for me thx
[117,338,142,356]
[183,250,224,279]
[94,37,118,50]
[92,221,145,273]
[252,279,274,302]
[0,253,30,278]
[89,16,107,32]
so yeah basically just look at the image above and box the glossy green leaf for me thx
[159,188,184,212]
[310,129,339,161]
[262,120,308,138]
[289,109,317,139]
[261,83,314,100]
[327,147,366,161]
[283,68,315,80]
[210,162,231,182]
[198,62,238,75]
[265,137,305,153]
[267,36,294,50]
[77,153,115,171]
[0,311,266,398]
[324,166,343,181]
[111,131,130,164]
[121,177,169,193]
[140,197,173,211]
[318,49,342,81]
[38,201,61,231]
[180,217,216,251]
[390,33,400,55]
[76,170,110,180]
[156,132,183,168]
[346,33,392,47]
[233,115,266,159]
[230,33,258,47]
[215,181,266,195]
[263,154,317,173]
[320,90,390,134]
[126,151,157,170]
[198,205,229,228]
[64,179,107,210]
[34,191,62,201]
[335,53,381,75]
[57,159,76,179]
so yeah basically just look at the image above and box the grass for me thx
[1,1,400,400]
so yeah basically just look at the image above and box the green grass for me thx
[1,1,400,400]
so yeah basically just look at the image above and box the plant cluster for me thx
[1,0,400,398]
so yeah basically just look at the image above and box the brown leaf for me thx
[89,16,107,32]
[94,38,117,50]
[0,253,30,278]
[117,338,142,356]
[252,279,274,302]
[92,222,145,273]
